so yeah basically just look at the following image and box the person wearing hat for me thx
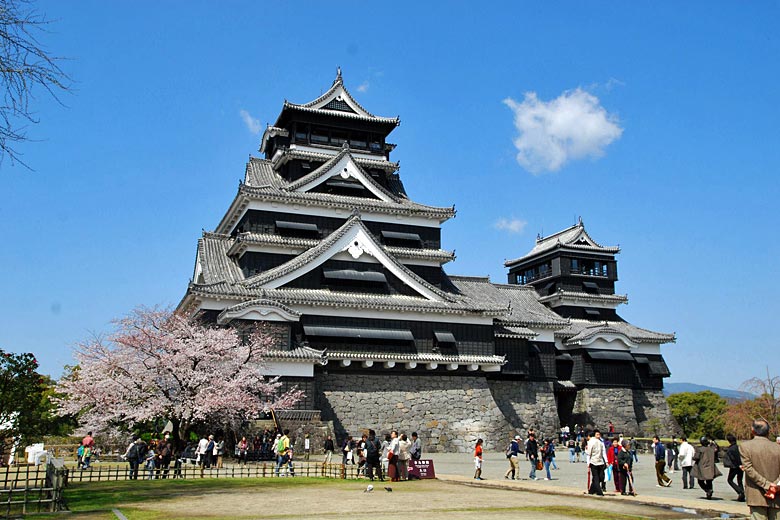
[504,434,522,480]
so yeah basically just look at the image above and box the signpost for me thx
[408,459,436,479]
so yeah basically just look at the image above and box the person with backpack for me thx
[123,436,147,480]
[274,429,292,477]
[504,434,521,480]
[364,429,383,481]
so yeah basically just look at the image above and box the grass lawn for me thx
[24,477,697,520]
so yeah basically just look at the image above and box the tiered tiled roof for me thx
[449,276,568,329]
[556,319,675,345]
[216,158,454,234]
[538,290,628,306]
[227,232,455,264]
[271,149,400,174]
[266,345,327,364]
[284,147,399,202]
[505,219,620,266]
[325,350,505,366]
[275,70,400,126]
[197,233,244,284]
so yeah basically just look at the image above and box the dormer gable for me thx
[240,214,454,302]
[284,147,397,202]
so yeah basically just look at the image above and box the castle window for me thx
[311,127,329,144]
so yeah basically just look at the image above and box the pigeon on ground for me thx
[364,484,374,493]
[384,487,393,492]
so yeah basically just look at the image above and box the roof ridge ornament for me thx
[335,66,342,84]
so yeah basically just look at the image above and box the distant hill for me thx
[664,382,754,401]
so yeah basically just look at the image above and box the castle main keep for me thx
[177,71,677,451]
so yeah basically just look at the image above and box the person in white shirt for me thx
[387,430,400,482]
[196,436,209,467]
[586,430,607,496]
[677,436,695,489]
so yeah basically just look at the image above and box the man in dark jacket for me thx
[526,433,539,480]
[617,440,635,496]
[364,429,383,481]
[653,436,672,487]
[724,434,745,502]
[323,435,334,464]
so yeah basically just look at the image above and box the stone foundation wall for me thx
[571,387,681,436]
[487,380,559,435]
[633,389,681,436]
[314,373,679,452]
[315,373,515,452]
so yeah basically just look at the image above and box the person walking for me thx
[740,419,780,520]
[323,435,334,465]
[653,436,672,487]
[692,436,722,499]
[723,434,745,502]
[586,430,607,496]
[274,429,291,477]
[618,440,635,496]
[677,436,695,489]
[567,437,576,463]
[505,435,521,480]
[123,435,146,480]
[541,438,554,480]
[473,438,484,480]
[526,432,539,480]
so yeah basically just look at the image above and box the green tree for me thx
[0,348,73,461]
[667,390,727,439]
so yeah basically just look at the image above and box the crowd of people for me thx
[337,430,422,482]
[475,419,780,516]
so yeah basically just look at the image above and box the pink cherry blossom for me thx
[55,307,302,443]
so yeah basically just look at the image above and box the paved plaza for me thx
[428,450,749,518]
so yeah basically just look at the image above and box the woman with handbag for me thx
[387,430,400,482]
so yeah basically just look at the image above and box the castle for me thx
[177,71,677,451]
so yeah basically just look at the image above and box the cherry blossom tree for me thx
[55,307,302,445]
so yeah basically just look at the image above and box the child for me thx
[474,439,484,480]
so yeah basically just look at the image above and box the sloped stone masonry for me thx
[314,373,679,452]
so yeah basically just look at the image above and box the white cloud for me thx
[503,88,623,174]
[494,217,528,234]
[239,109,262,135]
[356,81,369,93]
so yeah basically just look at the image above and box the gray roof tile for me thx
[556,319,675,345]
[449,276,568,328]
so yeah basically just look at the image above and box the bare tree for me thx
[740,367,780,434]
[0,0,69,167]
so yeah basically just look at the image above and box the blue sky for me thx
[2,1,778,388]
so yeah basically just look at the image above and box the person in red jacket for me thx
[606,437,623,493]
